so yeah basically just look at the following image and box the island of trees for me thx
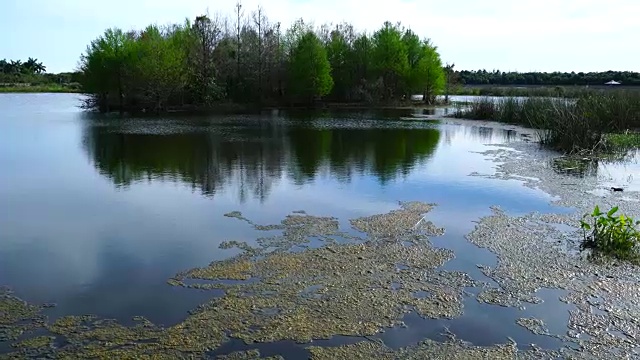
[79,4,447,113]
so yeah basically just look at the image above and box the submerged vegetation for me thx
[580,206,640,263]
[453,91,640,153]
[79,4,446,113]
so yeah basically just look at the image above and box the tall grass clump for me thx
[455,91,640,153]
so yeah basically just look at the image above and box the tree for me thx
[76,6,457,113]
[413,41,444,104]
[79,28,136,112]
[444,63,455,103]
[190,15,223,104]
[325,24,354,101]
[287,31,333,104]
[371,22,408,100]
[401,29,424,96]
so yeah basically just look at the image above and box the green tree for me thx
[287,31,333,104]
[325,25,353,101]
[371,22,408,100]
[401,29,423,96]
[133,25,190,112]
[414,41,444,104]
[79,28,137,112]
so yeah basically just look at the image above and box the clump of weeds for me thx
[580,205,640,263]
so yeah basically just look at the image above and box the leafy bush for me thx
[580,205,640,262]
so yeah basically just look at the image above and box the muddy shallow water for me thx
[1,94,639,358]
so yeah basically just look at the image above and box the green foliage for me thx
[78,6,447,113]
[605,132,640,149]
[324,24,355,102]
[288,31,333,104]
[0,58,45,76]
[454,92,640,153]
[0,58,78,92]
[371,22,409,100]
[413,41,445,104]
[580,205,640,262]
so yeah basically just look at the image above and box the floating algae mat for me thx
[466,206,640,358]
[5,196,639,358]
[307,339,522,360]
[1,202,486,359]
[169,202,469,344]
[0,288,47,343]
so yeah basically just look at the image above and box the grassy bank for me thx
[453,92,640,153]
[0,84,80,93]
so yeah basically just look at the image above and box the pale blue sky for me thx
[1,0,638,73]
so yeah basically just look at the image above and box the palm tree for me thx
[34,62,46,74]
[0,59,8,74]
[9,60,23,74]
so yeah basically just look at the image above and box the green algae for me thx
[165,203,467,347]
[350,201,444,238]
[175,240,464,344]
[0,289,46,342]
[308,341,392,360]
[216,349,285,359]
[308,338,523,360]
[1,203,483,358]
[476,288,542,308]
[188,258,254,281]
[467,206,640,358]
[516,318,549,336]
[220,211,356,255]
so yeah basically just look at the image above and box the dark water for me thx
[1,93,575,356]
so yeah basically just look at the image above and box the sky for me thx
[1,0,638,74]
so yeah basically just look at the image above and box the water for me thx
[0,93,630,356]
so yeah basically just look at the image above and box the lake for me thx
[0,93,636,358]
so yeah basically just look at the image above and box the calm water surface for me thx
[0,93,605,356]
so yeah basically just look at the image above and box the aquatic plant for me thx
[605,131,640,150]
[580,205,640,262]
[454,91,640,153]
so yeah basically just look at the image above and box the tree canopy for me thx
[78,4,449,113]
[288,31,333,104]
[0,58,46,75]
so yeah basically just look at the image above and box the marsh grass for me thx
[451,86,640,98]
[605,132,640,150]
[454,91,640,153]
[580,206,640,263]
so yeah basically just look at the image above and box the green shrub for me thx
[580,205,640,262]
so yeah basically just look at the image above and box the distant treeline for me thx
[0,58,81,91]
[80,4,448,113]
[456,70,640,86]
